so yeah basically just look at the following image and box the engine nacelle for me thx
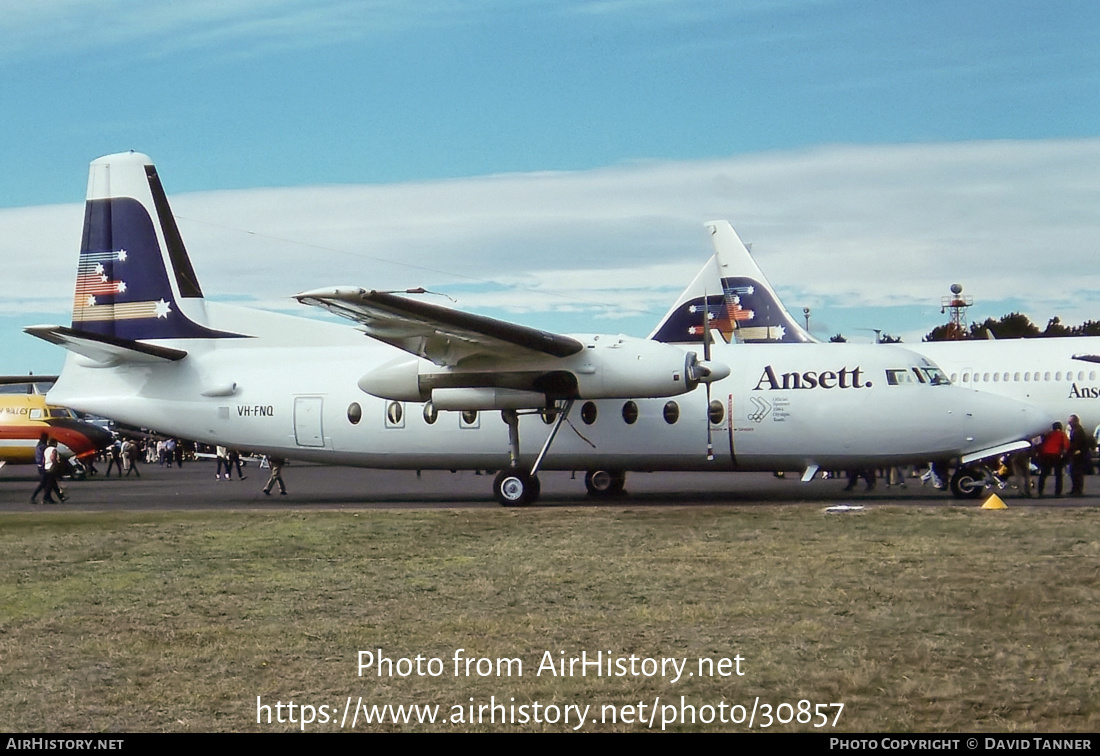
[358,357,426,402]
[356,335,729,409]
[563,334,723,399]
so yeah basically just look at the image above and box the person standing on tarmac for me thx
[104,440,124,477]
[228,448,247,480]
[30,433,49,504]
[1036,422,1070,497]
[1067,414,1094,497]
[42,438,66,503]
[262,455,287,496]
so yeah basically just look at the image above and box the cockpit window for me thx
[919,367,951,385]
[886,367,951,386]
[885,369,918,385]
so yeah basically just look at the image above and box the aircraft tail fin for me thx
[705,220,817,344]
[65,151,242,343]
[648,253,723,343]
[651,221,817,344]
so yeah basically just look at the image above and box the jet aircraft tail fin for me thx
[704,220,817,344]
[647,252,723,344]
[651,220,817,345]
[27,151,242,361]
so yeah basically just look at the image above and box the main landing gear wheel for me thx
[950,466,986,500]
[584,469,626,498]
[494,469,540,507]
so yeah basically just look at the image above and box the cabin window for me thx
[347,402,362,425]
[386,401,404,427]
[1056,372,1062,381]
[622,401,639,425]
[423,402,438,425]
[663,401,680,424]
[962,373,969,383]
[581,401,598,425]
[1013,372,1021,382]
[950,373,958,383]
[1091,371,1097,381]
[1044,372,1051,381]
[983,373,990,382]
[708,399,725,425]
[992,373,999,382]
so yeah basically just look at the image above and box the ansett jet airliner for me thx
[673,219,1099,496]
[26,153,1050,504]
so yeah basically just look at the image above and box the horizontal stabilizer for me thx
[24,325,187,365]
[0,375,58,386]
[296,287,584,367]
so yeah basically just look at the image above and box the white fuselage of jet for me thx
[918,338,1100,433]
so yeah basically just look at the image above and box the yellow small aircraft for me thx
[0,376,113,473]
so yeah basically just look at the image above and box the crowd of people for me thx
[28,436,289,503]
[1009,414,1095,498]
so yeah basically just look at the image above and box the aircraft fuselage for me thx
[47,302,1047,475]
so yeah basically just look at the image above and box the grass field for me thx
[1,505,1097,732]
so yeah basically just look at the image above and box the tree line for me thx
[924,314,1100,341]
[826,314,1100,343]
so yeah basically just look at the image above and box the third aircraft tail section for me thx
[651,220,817,345]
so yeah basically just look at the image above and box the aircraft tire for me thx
[950,466,986,499]
[494,469,538,507]
[584,469,626,497]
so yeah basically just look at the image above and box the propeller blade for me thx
[703,288,714,461]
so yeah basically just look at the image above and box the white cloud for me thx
[0,0,485,60]
[4,138,1100,341]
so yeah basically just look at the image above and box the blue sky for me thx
[3,1,1100,372]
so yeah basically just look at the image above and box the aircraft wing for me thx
[295,287,584,368]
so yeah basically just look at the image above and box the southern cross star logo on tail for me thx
[65,164,244,342]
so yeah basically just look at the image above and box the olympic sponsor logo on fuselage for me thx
[753,365,871,391]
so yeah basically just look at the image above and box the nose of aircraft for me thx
[47,418,115,458]
[953,389,1053,457]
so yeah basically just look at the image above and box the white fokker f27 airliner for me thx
[27,153,1050,505]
